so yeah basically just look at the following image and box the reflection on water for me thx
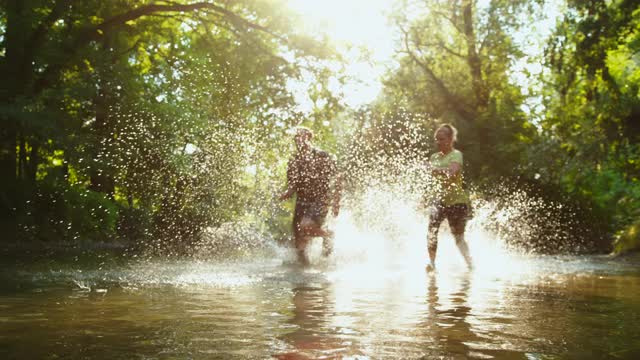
[2,196,640,360]
[275,285,345,359]
[3,252,639,359]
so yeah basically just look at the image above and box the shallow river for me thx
[1,241,640,359]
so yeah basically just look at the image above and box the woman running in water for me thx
[425,123,473,272]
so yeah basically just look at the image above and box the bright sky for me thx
[286,0,397,109]
[285,0,564,114]
[510,1,565,119]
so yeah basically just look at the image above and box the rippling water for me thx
[1,239,640,360]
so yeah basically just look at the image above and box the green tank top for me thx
[429,149,470,206]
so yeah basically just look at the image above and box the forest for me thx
[1,0,639,255]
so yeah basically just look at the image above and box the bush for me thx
[613,220,640,256]
[20,180,118,243]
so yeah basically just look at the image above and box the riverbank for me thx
[613,220,640,256]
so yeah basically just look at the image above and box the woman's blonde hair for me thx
[434,123,458,142]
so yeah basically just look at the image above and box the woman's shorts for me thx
[428,203,472,235]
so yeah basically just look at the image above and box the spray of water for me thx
[78,110,596,290]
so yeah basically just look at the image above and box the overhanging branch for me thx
[26,0,73,53]
[93,2,284,42]
[33,1,286,95]
[400,26,473,119]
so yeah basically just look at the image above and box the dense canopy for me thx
[1,0,638,254]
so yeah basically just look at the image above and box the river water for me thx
[1,233,639,360]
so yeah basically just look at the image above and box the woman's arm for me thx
[432,162,461,179]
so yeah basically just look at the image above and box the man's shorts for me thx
[294,200,329,231]
[428,203,472,235]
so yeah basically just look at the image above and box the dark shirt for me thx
[287,147,337,204]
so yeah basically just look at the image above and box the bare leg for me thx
[294,216,311,266]
[294,233,310,266]
[321,229,334,257]
[454,233,473,269]
[301,225,331,238]
[426,227,438,272]
[296,216,329,264]
[426,208,445,272]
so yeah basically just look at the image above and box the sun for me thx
[285,0,399,108]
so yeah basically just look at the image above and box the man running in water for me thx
[279,127,341,265]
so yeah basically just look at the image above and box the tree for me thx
[380,0,539,180]
[0,0,341,245]
[540,0,640,246]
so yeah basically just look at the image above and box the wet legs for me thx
[427,204,473,271]
[426,226,473,271]
[426,226,438,272]
[294,216,333,264]
[454,233,473,269]
[321,229,334,257]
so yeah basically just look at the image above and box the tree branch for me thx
[198,15,290,67]
[438,41,466,59]
[411,27,465,59]
[478,32,489,54]
[26,0,73,54]
[93,2,284,43]
[400,26,473,119]
[116,38,144,58]
[431,8,464,34]
[416,39,466,59]
[32,1,285,96]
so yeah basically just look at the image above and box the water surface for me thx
[1,244,639,359]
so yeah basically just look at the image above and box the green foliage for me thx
[0,0,342,247]
[540,0,640,239]
[20,180,118,243]
[613,219,640,255]
[383,0,537,181]
[375,0,629,251]
[2,0,637,254]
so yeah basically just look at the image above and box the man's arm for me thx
[279,159,296,201]
[279,187,295,201]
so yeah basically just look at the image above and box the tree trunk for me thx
[462,0,488,112]
[1,0,31,189]
[18,133,26,180]
[26,141,39,185]
[1,1,34,240]
[460,0,493,178]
